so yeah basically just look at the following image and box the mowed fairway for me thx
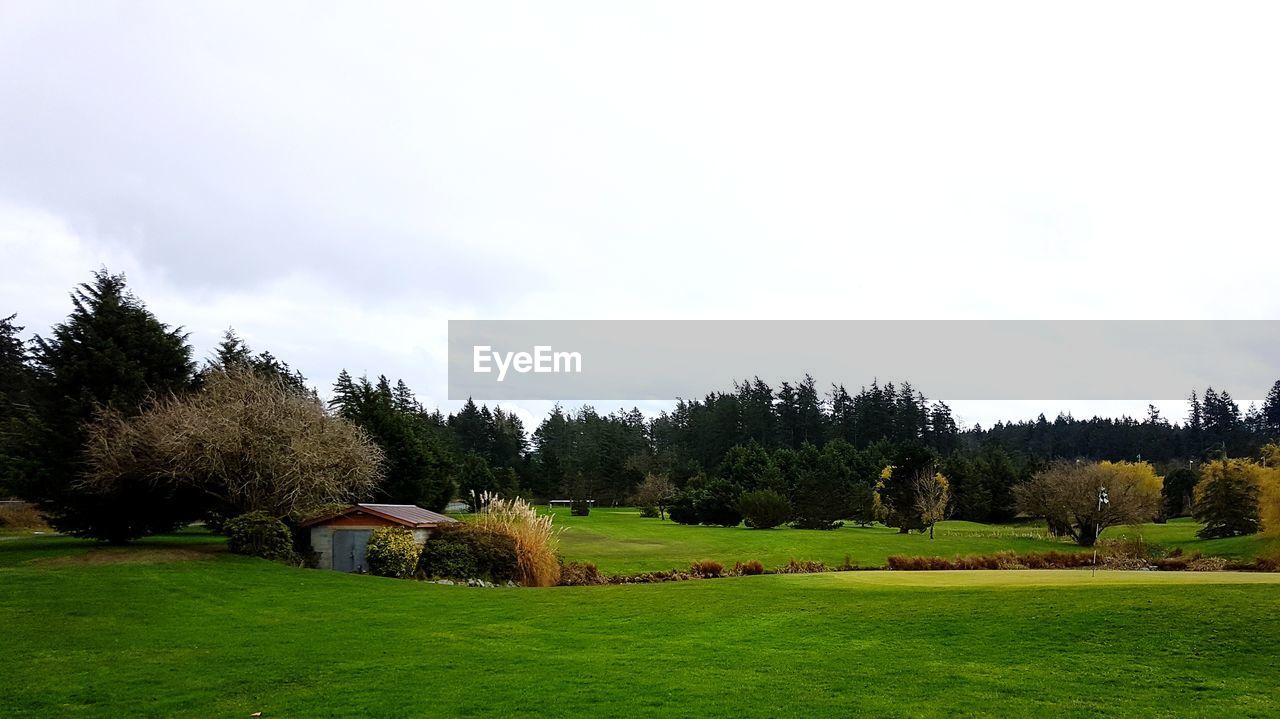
[3,535,1280,718]
[551,509,1277,574]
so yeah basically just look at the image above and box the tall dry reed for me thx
[473,493,562,587]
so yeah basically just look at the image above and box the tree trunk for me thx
[1076,523,1099,547]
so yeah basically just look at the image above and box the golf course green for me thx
[3,514,1279,718]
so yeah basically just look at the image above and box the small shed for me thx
[301,503,458,572]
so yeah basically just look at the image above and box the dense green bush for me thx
[697,480,743,527]
[467,526,519,582]
[570,501,590,516]
[419,535,478,579]
[737,490,791,529]
[203,510,229,534]
[668,490,702,525]
[639,505,660,518]
[364,527,420,578]
[419,525,519,582]
[669,480,743,527]
[225,511,295,561]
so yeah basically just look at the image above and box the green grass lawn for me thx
[2,535,1279,718]
[550,509,1280,574]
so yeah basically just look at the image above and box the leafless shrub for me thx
[887,551,1095,571]
[1186,556,1229,572]
[777,559,828,574]
[82,367,383,518]
[0,503,48,531]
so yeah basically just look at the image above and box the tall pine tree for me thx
[29,271,196,541]
[0,315,39,498]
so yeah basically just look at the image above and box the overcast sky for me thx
[2,1,1278,430]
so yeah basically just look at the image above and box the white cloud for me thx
[2,1,1277,426]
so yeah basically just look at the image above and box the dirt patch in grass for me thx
[38,545,223,567]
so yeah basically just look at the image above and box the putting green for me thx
[794,568,1280,588]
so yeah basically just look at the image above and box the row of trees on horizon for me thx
[2,270,1279,541]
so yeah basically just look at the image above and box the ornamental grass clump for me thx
[778,559,828,574]
[559,561,607,586]
[473,493,562,587]
[886,551,1097,571]
[689,559,724,577]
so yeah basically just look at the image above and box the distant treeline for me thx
[518,376,1279,522]
[4,270,1278,532]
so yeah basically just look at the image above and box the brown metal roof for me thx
[300,503,459,528]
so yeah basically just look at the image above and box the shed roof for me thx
[301,503,458,528]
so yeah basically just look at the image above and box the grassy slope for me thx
[2,537,1279,718]
[551,509,1280,574]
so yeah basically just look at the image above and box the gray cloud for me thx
[2,1,1279,427]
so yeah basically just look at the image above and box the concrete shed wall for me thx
[311,524,433,571]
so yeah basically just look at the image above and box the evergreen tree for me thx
[457,450,498,510]
[329,369,357,414]
[392,379,418,413]
[775,381,800,449]
[450,398,493,459]
[787,441,861,529]
[719,441,774,491]
[1161,465,1199,518]
[828,383,856,445]
[205,328,310,394]
[737,378,776,447]
[879,444,937,533]
[852,380,896,447]
[28,271,196,541]
[332,374,455,511]
[794,375,825,447]
[1187,390,1204,454]
[927,401,958,454]
[1261,381,1280,439]
[696,478,744,527]
[532,404,573,498]
[1192,459,1262,538]
[0,315,39,498]
[211,328,252,368]
[1202,387,1245,457]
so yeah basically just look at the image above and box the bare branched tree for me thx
[632,474,676,520]
[83,367,383,518]
[1016,461,1162,546]
[912,471,949,539]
